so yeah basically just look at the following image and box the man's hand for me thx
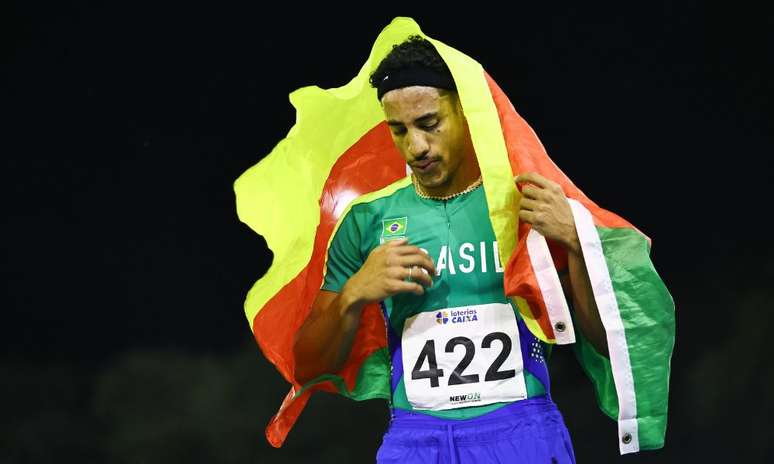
[514,172,580,254]
[344,238,436,306]
[515,172,609,356]
[295,238,436,383]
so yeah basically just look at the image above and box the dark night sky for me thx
[2,2,773,463]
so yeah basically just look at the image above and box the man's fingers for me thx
[387,262,433,288]
[398,254,436,276]
[409,282,425,296]
[393,244,424,255]
[521,185,545,200]
[386,237,409,247]
[518,209,536,225]
[406,264,434,287]
[390,260,434,288]
[514,172,551,189]
[392,244,436,274]
[519,197,538,211]
[391,280,425,296]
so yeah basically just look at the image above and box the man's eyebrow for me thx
[386,112,439,126]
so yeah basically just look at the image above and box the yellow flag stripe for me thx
[235,19,425,329]
[237,17,547,341]
[428,35,547,341]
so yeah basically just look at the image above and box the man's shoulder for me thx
[343,175,414,218]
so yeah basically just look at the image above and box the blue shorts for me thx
[376,396,576,464]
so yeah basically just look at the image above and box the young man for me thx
[293,36,607,464]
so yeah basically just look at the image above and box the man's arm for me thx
[293,238,435,384]
[293,289,366,384]
[515,172,609,356]
[561,246,609,357]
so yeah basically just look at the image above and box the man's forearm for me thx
[293,286,365,384]
[566,245,609,357]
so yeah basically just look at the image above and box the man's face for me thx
[381,86,475,191]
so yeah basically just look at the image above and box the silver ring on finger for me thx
[406,265,414,283]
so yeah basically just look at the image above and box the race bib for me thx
[401,303,527,410]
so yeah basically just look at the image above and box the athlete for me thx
[292,36,608,463]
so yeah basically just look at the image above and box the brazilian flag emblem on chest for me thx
[382,217,407,241]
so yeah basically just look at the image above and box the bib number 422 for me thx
[400,303,526,410]
[411,332,516,388]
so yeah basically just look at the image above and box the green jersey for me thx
[322,179,551,419]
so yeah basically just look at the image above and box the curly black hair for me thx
[369,35,453,89]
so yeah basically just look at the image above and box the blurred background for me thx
[3,2,773,462]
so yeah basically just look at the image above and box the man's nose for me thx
[407,130,429,158]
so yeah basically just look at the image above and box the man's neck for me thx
[416,167,482,199]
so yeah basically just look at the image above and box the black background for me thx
[3,2,773,462]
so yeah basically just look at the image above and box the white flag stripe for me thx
[525,228,575,345]
[568,199,639,454]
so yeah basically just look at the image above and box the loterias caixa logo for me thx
[435,308,478,325]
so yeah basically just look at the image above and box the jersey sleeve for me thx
[321,208,365,293]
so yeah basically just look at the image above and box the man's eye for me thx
[421,120,439,130]
[391,127,406,136]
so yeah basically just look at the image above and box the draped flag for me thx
[234,17,675,455]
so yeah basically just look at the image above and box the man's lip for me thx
[413,159,438,170]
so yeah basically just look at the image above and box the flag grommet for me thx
[622,433,632,444]
[554,321,566,333]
